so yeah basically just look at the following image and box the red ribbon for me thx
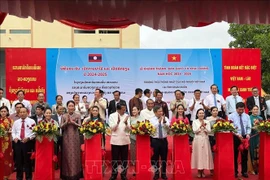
[30,152,36,159]
[238,139,249,152]
[0,152,3,159]
[53,155,58,162]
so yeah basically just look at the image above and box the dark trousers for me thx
[234,135,248,175]
[151,138,168,176]
[14,140,33,180]
[111,145,129,177]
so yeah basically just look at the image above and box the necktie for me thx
[234,96,237,106]
[214,94,217,107]
[239,115,245,136]
[158,123,163,138]
[20,120,25,140]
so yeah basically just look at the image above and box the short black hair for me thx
[156,91,163,96]
[236,102,245,109]
[113,90,121,96]
[116,102,126,110]
[15,102,24,108]
[37,92,44,97]
[16,90,25,95]
[73,93,79,99]
[44,108,52,113]
[210,106,218,112]
[174,90,181,94]
[210,84,218,89]
[135,88,143,95]
[0,88,3,92]
[56,104,63,110]
[66,100,75,107]
[180,91,185,96]
[36,105,45,111]
[82,95,87,99]
[95,89,102,93]
[153,105,162,113]
[100,89,105,94]
[194,89,201,93]
[144,89,151,95]
[230,86,238,90]
[252,87,258,91]
[55,95,63,100]
[154,89,161,94]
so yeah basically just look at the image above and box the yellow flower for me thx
[92,129,97,133]
[213,124,217,128]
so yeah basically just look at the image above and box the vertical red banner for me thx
[5,48,47,104]
[222,49,261,101]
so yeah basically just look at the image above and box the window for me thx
[0,29,6,34]
[10,29,31,34]
[99,30,119,34]
[74,30,96,34]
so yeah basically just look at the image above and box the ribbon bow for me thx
[238,139,249,152]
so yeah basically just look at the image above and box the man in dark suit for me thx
[108,90,128,116]
[30,105,45,123]
[246,87,267,120]
[52,104,65,168]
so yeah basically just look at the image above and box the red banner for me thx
[5,48,47,104]
[173,135,191,180]
[84,134,102,180]
[136,135,151,180]
[259,132,270,180]
[214,133,234,180]
[34,137,55,180]
[222,49,261,101]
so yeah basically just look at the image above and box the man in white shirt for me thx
[266,99,270,119]
[140,99,155,121]
[11,90,32,115]
[189,89,204,124]
[142,89,152,109]
[150,106,170,180]
[109,102,130,180]
[170,90,187,117]
[10,102,24,121]
[0,87,11,111]
[89,89,107,120]
[181,91,191,121]
[31,92,50,116]
[226,86,243,115]
[12,107,36,180]
[203,84,226,118]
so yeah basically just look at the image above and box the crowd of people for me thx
[0,85,268,180]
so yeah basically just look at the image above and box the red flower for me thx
[229,120,233,123]
[31,124,35,127]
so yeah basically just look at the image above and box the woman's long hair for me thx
[175,104,186,119]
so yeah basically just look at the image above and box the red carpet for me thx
[9,136,259,179]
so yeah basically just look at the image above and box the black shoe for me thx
[161,174,168,179]
[109,175,117,180]
[121,175,128,180]
[153,174,159,180]
[242,173,249,178]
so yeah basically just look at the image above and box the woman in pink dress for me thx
[170,104,189,125]
[191,108,214,178]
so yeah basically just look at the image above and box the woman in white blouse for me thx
[191,108,214,178]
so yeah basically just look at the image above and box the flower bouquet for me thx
[32,120,59,142]
[130,120,156,136]
[212,119,237,133]
[169,120,193,136]
[253,119,270,134]
[0,123,6,137]
[79,120,105,139]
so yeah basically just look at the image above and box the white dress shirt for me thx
[204,93,226,111]
[109,112,130,146]
[184,98,191,115]
[266,100,270,116]
[12,117,36,140]
[57,114,63,135]
[11,99,32,115]
[149,116,170,138]
[141,96,150,109]
[75,102,87,119]
[254,96,261,114]
[140,108,155,121]
[226,95,243,115]
[0,97,11,111]
[189,98,204,121]
[90,98,107,120]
